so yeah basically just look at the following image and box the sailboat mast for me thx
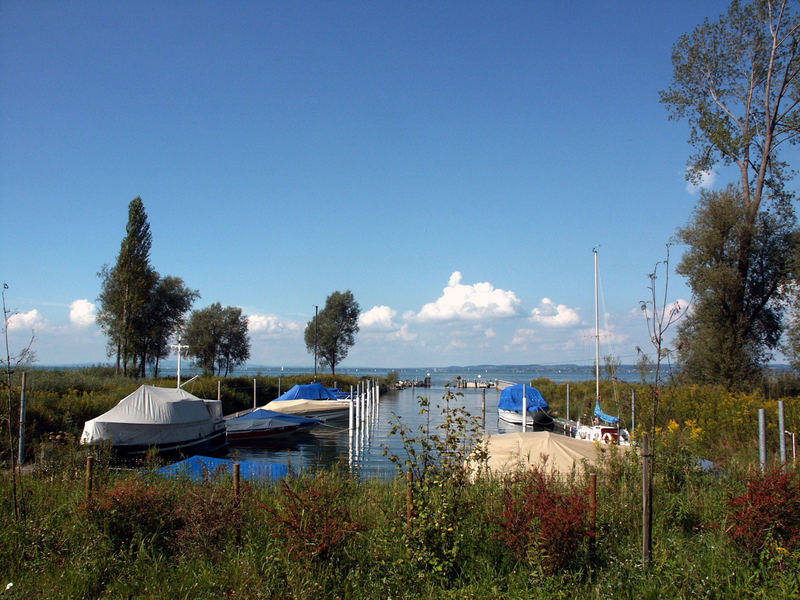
[594,248,600,402]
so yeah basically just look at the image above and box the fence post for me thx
[86,455,94,501]
[759,408,767,472]
[642,432,651,567]
[589,471,597,559]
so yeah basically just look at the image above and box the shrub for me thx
[494,466,590,574]
[263,470,362,563]
[726,468,800,555]
[81,476,181,553]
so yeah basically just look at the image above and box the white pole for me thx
[594,249,600,405]
[355,382,361,428]
[779,401,786,467]
[253,378,257,409]
[349,385,354,432]
[522,383,527,433]
[631,389,636,431]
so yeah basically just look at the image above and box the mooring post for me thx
[217,380,221,401]
[406,470,413,528]
[253,378,257,409]
[522,383,527,433]
[482,387,486,428]
[779,401,786,468]
[642,432,651,567]
[86,455,94,500]
[349,385,354,432]
[759,408,767,472]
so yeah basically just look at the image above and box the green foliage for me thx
[383,381,488,581]
[304,290,360,375]
[183,303,250,376]
[676,185,796,388]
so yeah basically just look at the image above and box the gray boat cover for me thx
[80,385,223,446]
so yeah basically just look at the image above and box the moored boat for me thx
[263,382,350,420]
[497,384,554,429]
[80,385,227,457]
[225,408,321,444]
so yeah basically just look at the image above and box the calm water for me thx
[223,383,559,480]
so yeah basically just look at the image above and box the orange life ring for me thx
[602,432,614,444]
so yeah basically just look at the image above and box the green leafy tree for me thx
[184,303,250,376]
[304,291,360,376]
[660,0,800,386]
[96,197,157,376]
[135,276,199,378]
[676,185,796,386]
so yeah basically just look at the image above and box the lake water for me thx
[224,385,516,480]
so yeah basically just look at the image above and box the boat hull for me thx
[97,426,228,458]
[498,408,554,428]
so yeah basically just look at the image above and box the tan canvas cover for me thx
[473,431,599,477]
[262,398,350,417]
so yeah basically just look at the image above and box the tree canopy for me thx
[661,0,800,386]
[183,303,250,376]
[304,291,360,376]
[96,198,198,377]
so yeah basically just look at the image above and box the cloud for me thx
[7,309,47,331]
[530,298,581,327]
[359,305,398,331]
[505,328,536,352]
[247,314,301,338]
[484,328,496,339]
[415,271,522,321]
[391,324,417,341]
[686,169,717,194]
[69,299,96,327]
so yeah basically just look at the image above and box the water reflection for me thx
[223,385,513,480]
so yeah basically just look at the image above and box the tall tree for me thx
[184,303,250,376]
[96,197,157,376]
[304,290,360,376]
[676,185,796,386]
[661,0,800,386]
[135,276,199,378]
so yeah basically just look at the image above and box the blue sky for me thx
[1,1,748,368]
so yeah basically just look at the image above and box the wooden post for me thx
[406,470,413,528]
[759,408,767,472]
[482,387,486,428]
[233,462,241,500]
[86,455,94,500]
[217,380,221,401]
[589,472,597,558]
[642,432,651,567]
[18,371,27,465]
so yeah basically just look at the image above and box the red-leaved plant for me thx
[727,468,800,555]
[494,464,590,573]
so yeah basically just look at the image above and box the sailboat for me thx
[576,249,630,445]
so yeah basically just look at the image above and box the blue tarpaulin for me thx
[593,400,619,425]
[274,382,337,402]
[156,455,289,482]
[497,384,549,412]
[233,408,319,426]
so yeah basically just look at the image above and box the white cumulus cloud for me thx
[359,305,398,331]
[686,169,717,194]
[247,314,300,338]
[415,271,521,322]
[7,309,47,331]
[69,299,96,327]
[531,298,581,327]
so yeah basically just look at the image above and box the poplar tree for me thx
[661,0,800,386]
[96,197,156,376]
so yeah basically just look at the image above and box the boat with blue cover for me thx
[225,408,321,444]
[263,382,350,420]
[497,384,554,428]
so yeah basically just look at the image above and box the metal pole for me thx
[594,249,600,404]
[18,372,27,465]
[349,385,354,432]
[631,388,636,432]
[253,379,257,409]
[778,401,786,467]
[759,408,767,472]
[482,387,486,428]
[642,432,651,567]
[566,383,570,423]
[522,383,527,433]
[314,305,318,381]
